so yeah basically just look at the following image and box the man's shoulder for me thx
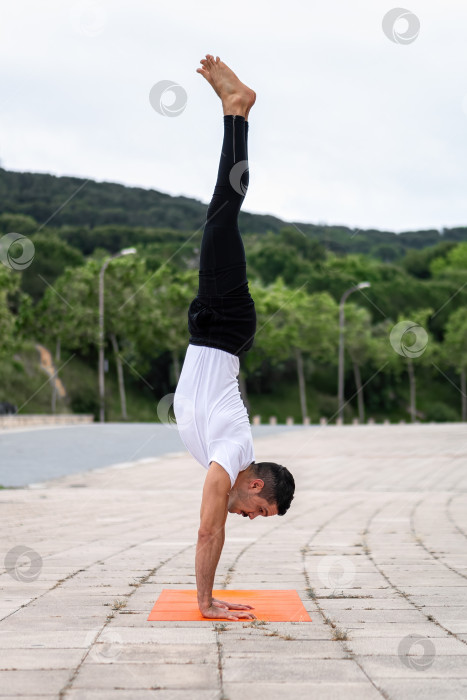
[209,439,254,488]
[205,461,233,493]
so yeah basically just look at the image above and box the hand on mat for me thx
[201,603,256,620]
[212,597,255,612]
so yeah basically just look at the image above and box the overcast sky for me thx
[1,0,466,233]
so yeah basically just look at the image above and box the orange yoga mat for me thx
[147,589,312,622]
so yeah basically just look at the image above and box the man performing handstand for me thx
[174,55,295,621]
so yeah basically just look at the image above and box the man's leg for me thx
[198,114,249,298]
[188,56,257,356]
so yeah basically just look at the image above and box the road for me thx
[0,422,301,487]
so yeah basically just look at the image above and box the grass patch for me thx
[332,627,349,641]
[324,616,350,641]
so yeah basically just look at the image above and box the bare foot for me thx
[196,54,256,119]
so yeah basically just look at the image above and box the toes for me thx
[197,67,213,83]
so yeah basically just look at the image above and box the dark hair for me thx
[250,461,295,516]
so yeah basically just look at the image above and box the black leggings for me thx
[187,114,256,357]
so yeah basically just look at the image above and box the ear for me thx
[249,478,264,492]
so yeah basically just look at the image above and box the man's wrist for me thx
[197,595,212,611]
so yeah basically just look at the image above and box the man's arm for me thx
[196,462,255,620]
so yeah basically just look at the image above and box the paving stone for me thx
[315,597,415,610]
[66,691,219,700]
[106,627,215,644]
[438,622,467,634]
[222,657,368,683]
[222,682,382,700]
[221,638,348,658]
[0,648,84,670]
[0,670,70,695]
[358,654,467,679]
[319,609,423,623]
[348,636,467,656]
[377,678,467,699]
[74,663,218,689]
[0,631,100,649]
[403,587,467,596]
[0,615,105,632]
[89,643,218,664]
[344,623,451,638]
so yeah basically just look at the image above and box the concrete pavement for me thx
[1,423,467,699]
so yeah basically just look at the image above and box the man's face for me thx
[228,481,278,519]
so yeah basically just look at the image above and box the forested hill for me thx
[0,167,283,234]
[1,166,466,256]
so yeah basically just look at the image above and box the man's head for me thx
[228,461,295,519]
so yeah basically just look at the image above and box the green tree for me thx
[343,304,373,423]
[101,255,156,419]
[443,308,467,421]
[249,279,338,422]
[143,266,197,384]
[20,233,84,303]
[388,310,433,422]
[247,237,313,287]
[430,242,467,277]
[290,289,338,422]
[402,241,456,279]
[0,213,38,236]
[0,266,20,359]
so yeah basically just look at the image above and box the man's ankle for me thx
[222,96,248,119]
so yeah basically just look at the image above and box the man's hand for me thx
[212,597,255,612]
[200,603,256,621]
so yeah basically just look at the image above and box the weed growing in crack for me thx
[324,616,349,642]
[331,627,348,641]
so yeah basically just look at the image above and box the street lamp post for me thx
[337,282,371,423]
[98,247,136,423]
